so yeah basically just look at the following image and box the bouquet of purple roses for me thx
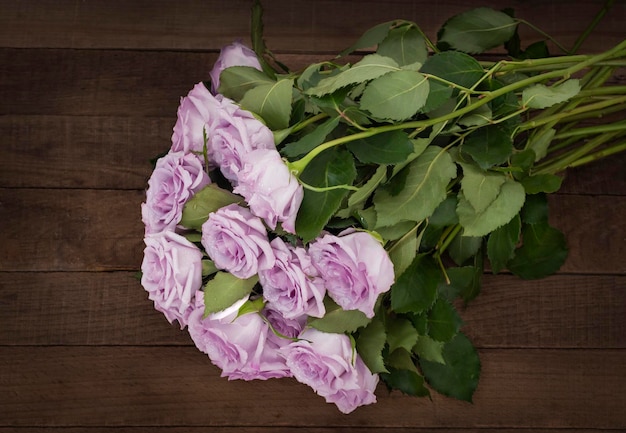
[140,2,626,413]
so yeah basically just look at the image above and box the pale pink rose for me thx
[280,328,378,414]
[140,231,203,328]
[200,203,275,279]
[208,96,276,183]
[308,231,394,319]
[187,295,291,380]
[141,151,210,235]
[171,82,220,155]
[233,149,303,233]
[259,237,325,319]
[209,41,263,94]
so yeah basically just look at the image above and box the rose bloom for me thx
[170,83,275,184]
[140,231,203,328]
[201,203,275,279]
[233,149,304,233]
[280,328,378,414]
[259,237,325,319]
[208,96,276,183]
[141,151,211,235]
[171,82,219,155]
[209,41,263,94]
[187,295,291,381]
[262,302,307,340]
[308,230,394,319]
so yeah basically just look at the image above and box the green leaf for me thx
[437,7,518,54]
[448,234,482,266]
[381,367,430,397]
[347,165,388,209]
[347,130,415,164]
[427,299,463,342]
[356,317,388,373]
[522,79,581,109]
[419,332,481,402]
[429,195,459,227]
[388,224,419,278]
[202,259,219,276]
[360,70,429,121]
[460,163,507,213]
[414,335,445,364]
[306,54,399,96]
[296,148,357,242]
[527,128,556,162]
[180,184,242,230]
[240,78,294,130]
[391,254,441,314]
[487,214,521,274]
[421,51,485,89]
[520,173,563,194]
[339,21,395,56]
[378,24,428,66]
[457,178,525,237]
[203,272,258,316]
[218,66,274,101]
[521,193,548,224]
[309,305,371,333]
[281,116,340,158]
[375,146,457,227]
[437,266,479,301]
[462,125,514,169]
[376,220,417,241]
[386,317,419,354]
[507,221,568,279]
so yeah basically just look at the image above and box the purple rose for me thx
[140,231,203,328]
[208,96,276,183]
[308,231,394,319]
[171,82,275,183]
[141,150,211,235]
[201,203,275,279]
[209,41,263,94]
[233,149,303,233]
[171,82,220,155]
[187,296,291,381]
[259,237,325,319]
[262,303,307,339]
[280,328,378,414]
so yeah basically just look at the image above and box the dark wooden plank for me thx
[1,189,624,274]
[0,426,615,433]
[0,347,624,428]
[2,114,625,194]
[0,272,187,346]
[0,0,623,53]
[0,189,144,272]
[0,272,623,348]
[0,115,171,189]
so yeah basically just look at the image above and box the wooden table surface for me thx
[1,1,625,431]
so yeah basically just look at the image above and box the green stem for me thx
[435,224,462,258]
[553,120,626,139]
[290,113,329,134]
[533,130,622,174]
[290,39,626,174]
[518,95,626,132]
[570,0,615,54]
[567,140,626,168]
[516,18,570,54]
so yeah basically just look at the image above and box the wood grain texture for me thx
[1,347,624,428]
[0,272,623,348]
[1,188,624,273]
[1,0,625,430]
[1,0,624,53]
